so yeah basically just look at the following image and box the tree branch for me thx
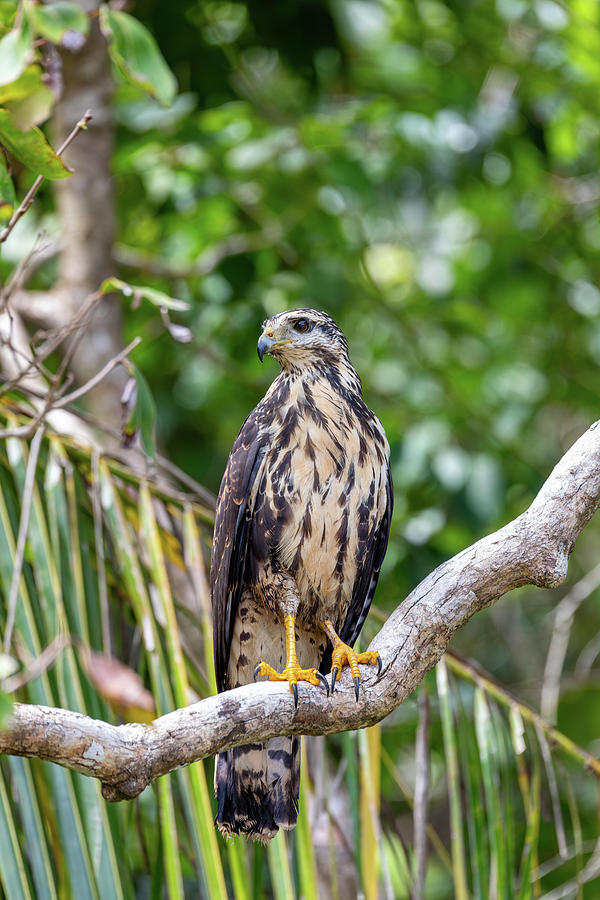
[1,420,599,799]
[0,111,92,246]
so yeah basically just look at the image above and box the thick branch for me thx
[1,420,599,799]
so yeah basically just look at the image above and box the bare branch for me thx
[113,228,282,279]
[0,235,60,313]
[0,111,93,246]
[1,420,600,799]
[52,336,142,409]
[3,635,72,693]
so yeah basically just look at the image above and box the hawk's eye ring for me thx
[293,319,311,334]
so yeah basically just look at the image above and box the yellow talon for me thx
[253,615,329,706]
[322,619,381,701]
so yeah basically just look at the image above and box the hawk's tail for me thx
[215,736,301,842]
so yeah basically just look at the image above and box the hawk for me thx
[211,308,392,841]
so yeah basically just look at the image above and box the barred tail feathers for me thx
[215,736,300,842]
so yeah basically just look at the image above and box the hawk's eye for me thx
[293,318,311,334]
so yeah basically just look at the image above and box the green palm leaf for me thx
[0,410,598,899]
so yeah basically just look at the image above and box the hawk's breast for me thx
[250,374,389,629]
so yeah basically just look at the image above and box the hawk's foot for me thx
[322,619,382,701]
[253,613,329,707]
[254,660,329,707]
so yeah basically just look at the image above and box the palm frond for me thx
[0,415,598,899]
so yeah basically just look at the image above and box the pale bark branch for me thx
[1,420,600,800]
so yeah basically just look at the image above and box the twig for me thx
[444,650,600,778]
[3,635,72,692]
[2,383,216,510]
[0,111,93,245]
[51,301,101,381]
[0,420,599,799]
[33,288,102,366]
[112,227,282,279]
[381,746,452,872]
[0,234,59,313]
[537,839,600,899]
[0,332,140,440]
[52,336,142,408]
[3,424,45,653]
[155,453,216,509]
[535,838,598,879]
[574,631,600,680]
[540,561,600,723]
[0,304,54,393]
[0,418,45,441]
[536,724,568,860]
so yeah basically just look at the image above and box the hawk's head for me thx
[257,309,351,373]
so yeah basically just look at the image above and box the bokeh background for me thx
[117,0,600,720]
[1,0,600,897]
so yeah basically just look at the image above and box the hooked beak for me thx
[257,333,275,362]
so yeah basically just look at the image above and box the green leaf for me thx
[100,276,190,311]
[456,690,487,899]
[0,108,70,178]
[24,1,89,47]
[0,690,13,727]
[122,365,157,459]
[6,77,54,130]
[436,659,469,900]
[139,485,228,899]
[99,8,176,107]
[7,758,57,900]
[0,66,44,104]
[296,745,318,900]
[267,832,295,900]
[517,754,541,899]
[0,767,34,900]
[0,28,30,88]
[0,152,15,220]
[474,688,508,899]
[156,778,185,900]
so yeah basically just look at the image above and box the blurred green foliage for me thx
[113,3,600,889]
[1,0,600,896]
[110,0,600,605]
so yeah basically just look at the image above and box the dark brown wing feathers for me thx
[211,410,268,691]
[340,465,393,647]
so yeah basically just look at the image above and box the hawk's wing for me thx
[338,464,394,649]
[211,409,269,692]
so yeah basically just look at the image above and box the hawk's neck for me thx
[272,355,362,398]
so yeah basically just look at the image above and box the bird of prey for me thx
[211,308,392,842]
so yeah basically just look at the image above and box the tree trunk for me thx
[53,2,123,425]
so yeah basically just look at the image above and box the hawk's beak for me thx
[257,333,275,362]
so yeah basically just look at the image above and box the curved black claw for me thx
[354,676,360,702]
[315,670,330,696]
[253,664,261,682]
[331,666,339,694]
[376,655,382,677]
[292,682,299,709]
